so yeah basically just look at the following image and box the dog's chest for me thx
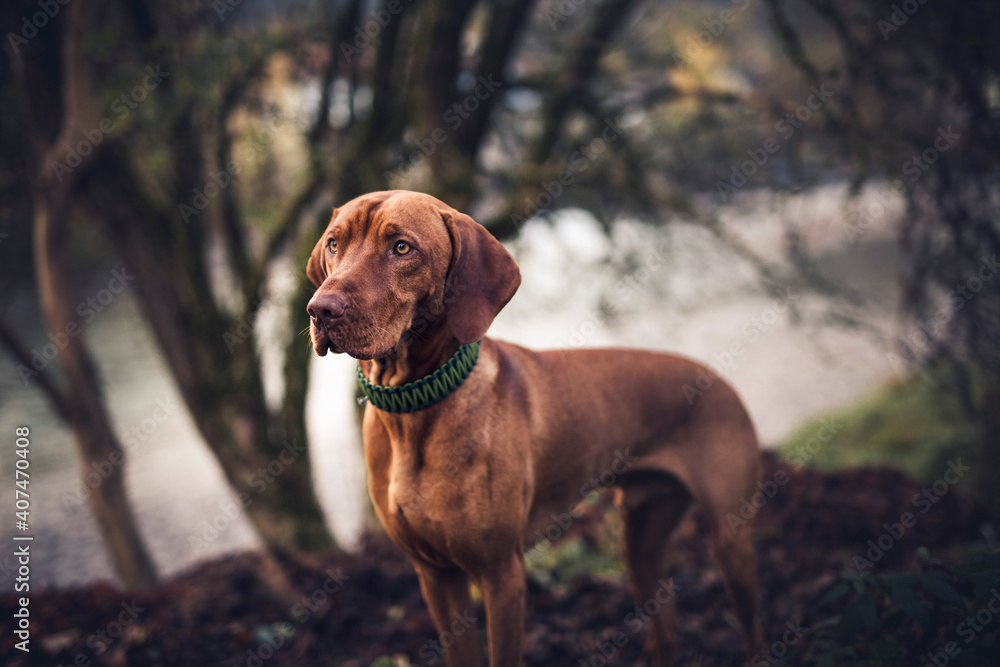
[382,494,455,568]
[364,432,473,568]
[374,472,484,571]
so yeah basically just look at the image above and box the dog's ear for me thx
[306,240,326,287]
[440,208,521,344]
[307,209,338,287]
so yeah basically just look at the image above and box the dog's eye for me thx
[327,238,337,253]
[394,241,412,255]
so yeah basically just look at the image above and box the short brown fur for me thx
[307,190,763,666]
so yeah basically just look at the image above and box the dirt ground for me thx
[1,452,989,666]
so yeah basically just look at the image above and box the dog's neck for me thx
[359,321,462,388]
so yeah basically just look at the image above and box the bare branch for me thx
[217,51,272,299]
[0,320,72,422]
[529,0,642,164]
[458,0,537,155]
[244,1,364,320]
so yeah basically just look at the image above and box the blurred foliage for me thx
[778,363,986,482]
[790,551,1000,666]
[527,536,626,589]
[528,537,625,586]
[525,503,625,589]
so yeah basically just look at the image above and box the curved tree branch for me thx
[529,0,642,164]
[217,50,272,299]
[0,320,73,422]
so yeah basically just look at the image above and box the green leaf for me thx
[889,584,932,627]
[809,616,841,633]
[966,569,1000,587]
[841,569,865,594]
[880,573,921,588]
[836,601,864,643]
[922,571,967,608]
[870,639,903,658]
[857,592,878,629]
[817,583,852,608]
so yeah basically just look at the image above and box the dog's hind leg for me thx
[704,507,764,664]
[618,472,693,667]
[690,432,764,662]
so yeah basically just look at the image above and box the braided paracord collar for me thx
[356,342,480,413]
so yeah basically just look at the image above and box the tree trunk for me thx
[26,2,158,591]
[89,146,338,554]
[33,192,158,591]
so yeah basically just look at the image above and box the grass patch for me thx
[526,536,625,589]
[778,370,981,482]
[525,505,625,589]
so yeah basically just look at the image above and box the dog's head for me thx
[306,190,521,359]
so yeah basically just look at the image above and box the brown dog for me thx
[306,190,763,666]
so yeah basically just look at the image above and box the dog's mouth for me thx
[310,331,340,357]
[310,319,401,361]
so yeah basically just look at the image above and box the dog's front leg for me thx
[478,552,526,666]
[415,563,482,666]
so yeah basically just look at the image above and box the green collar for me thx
[356,342,480,413]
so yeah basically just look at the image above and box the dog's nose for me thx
[307,293,348,328]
